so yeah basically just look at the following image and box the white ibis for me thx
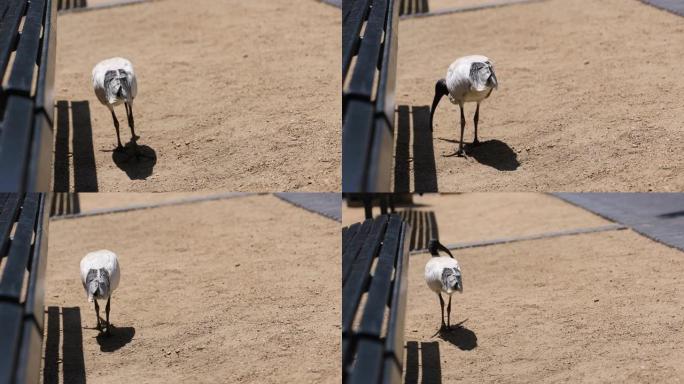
[430,55,498,156]
[92,57,138,150]
[80,250,120,334]
[424,239,462,331]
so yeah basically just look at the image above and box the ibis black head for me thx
[428,239,453,258]
[430,78,449,132]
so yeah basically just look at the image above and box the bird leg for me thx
[111,109,123,150]
[473,103,481,146]
[94,298,101,330]
[438,293,447,330]
[105,297,111,334]
[457,104,466,156]
[447,295,452,329]
[125,102,138,142]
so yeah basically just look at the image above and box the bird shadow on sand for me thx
[436,320,478,351]
[437,138,519,171]
[110,141,157,180]
[96,325,135,352]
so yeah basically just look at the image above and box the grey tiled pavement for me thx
[554,193,684,252]
[640,0,684,17]
[275,193,341,222]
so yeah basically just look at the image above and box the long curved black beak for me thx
[430,78,448,132]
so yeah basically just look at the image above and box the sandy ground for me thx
[344,194,684,382]
[405,230,684,383]
[394,0,684,192]
[342,193,611,241]
[42,194,340,383]
[54,0,340,192]
[426,0,537,11]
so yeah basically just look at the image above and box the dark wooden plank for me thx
[348,339,384,384]
[14,322,42,384]
[357,215,402,337]
[24,194,49,332]
[342,215,388,331]
[0,97,34,191]
[383,220,411,382]
[342,218,373,284]
[27,113,53,192]
[342,222,361,251]
[0,1,27,77]
[0,303,23,384]
[35,0,58,123]
[375,0,399,123]
[342,0,372,79]
[342,99,375,192]
[0,194,39,302]
[7,0,47,96]
[347,0,388,100]
[0,194,21,258]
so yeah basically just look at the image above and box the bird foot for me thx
[472,139,481,147]
[443,148,466,158]
[115,144,125,152]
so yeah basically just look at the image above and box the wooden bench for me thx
[0,0,58,191]
[0,193,50,384]
[342,0,400,192]
[342,214,411,383]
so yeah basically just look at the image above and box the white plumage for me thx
[424,240,462,331]
[430,55,498,156]
[92,57,138,149]
[80,249,120,333]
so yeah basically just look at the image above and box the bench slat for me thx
[375,0,399,123]
[7,0,47,96]
[383,221,411,379]
[342,218,372,284]
[358,215,402,337]
[342,215,389,332]
[0,97,34,190]
[0,194,40,301]
[0,194,21,259]
[348,339,384,384]
[34,0,57,123]
[342,0,371,78]
[347,0,388,100]
[0,1,27,77]
[342,100,375,192]
[23,194,49,332]
[14,321,42,384]
[0,303,23,384]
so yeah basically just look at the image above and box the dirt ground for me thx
[344,193,684,382]
[395,0,684,192]
[406,230,684,383]
[426,0,538,12]
[43,194,340,383]
[342,193,611,241]
[54,0,340,192]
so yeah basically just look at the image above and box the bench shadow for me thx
[54,100,99,191]
[397,209,439,251]
[405,341,441,384]
[49,193,81,217]
[657,210,684,219]
[111,141,157,180]
[437,138,520,171]
[395,105,438,193]
[96,325,135,352]
[438,321,478,351]
[44,306,86,384]
[400,0,430,15]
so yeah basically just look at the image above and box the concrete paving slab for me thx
[555,193,684,252]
